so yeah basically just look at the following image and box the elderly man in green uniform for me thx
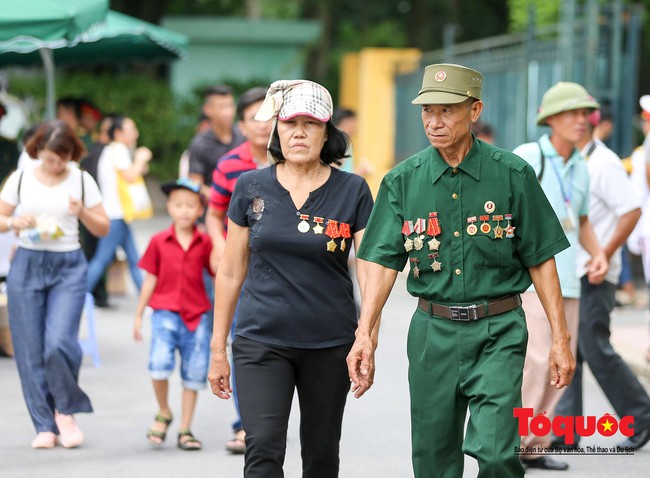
[347,63,576,478]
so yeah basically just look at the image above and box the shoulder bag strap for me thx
[537,142,546,182]
[17,170,24,204]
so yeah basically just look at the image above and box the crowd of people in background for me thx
[2,68,650,477]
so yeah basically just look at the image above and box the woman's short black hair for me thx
[107,115,126,141]
[268,120,349,165]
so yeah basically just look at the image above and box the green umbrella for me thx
[0,0,109,118]
[0,0,109,51]
[0,10,188,65]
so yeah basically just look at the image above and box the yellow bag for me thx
[116,170,153,222]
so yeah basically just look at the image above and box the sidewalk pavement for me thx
[1,215,650,477]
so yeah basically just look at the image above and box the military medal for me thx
[479,215,492,234]
[412,218,425,250]
[325,219,340,252]
[312,216,324,234]
[484,200,496,214]
[410,257,420,278]
[492,215,504,239]
[402,220,415,252]
[428,253,442,272]
[298,214,310,233]
[505,214,516,238]
[466,216,478,236]
[426,212,441,250]
[428,236,440,250]
[414,218,426,235]
[338,222,351,251]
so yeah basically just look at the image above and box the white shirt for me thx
[97,142,132,220]
[0,164,103,252]
[577,139,641,284]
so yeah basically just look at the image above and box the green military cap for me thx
[412,63,483,105]
[536,82,600,126]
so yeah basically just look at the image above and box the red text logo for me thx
[513,408,634,445]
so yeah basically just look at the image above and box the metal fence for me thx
[394,0,644,162]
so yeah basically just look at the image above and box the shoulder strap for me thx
[537,142,545,182]
[584,141,597,161]
[81,170,85,203]
[17,170,24,204]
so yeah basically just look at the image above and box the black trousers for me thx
[555,276,650,439]
[233,336,352,478]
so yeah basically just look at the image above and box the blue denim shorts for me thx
[148,310,211,390]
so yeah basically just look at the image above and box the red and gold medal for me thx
[312,216,324,234]
[338,222,351,252]
[479,215,491,234]
[492,214,504,239]
[426,212,442,236]
[325,219,340,252]
[426,212,441,250]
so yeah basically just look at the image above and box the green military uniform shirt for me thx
[358,138,570,304]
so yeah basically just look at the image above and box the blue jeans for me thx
[7,248,93,433]
[149,310,211,391]
[86,219,142,293]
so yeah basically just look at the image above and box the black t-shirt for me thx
[188,128,245,185]
[228,165,374,348]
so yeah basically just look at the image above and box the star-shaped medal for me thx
[431,260,442,271]
[313,224,324,234]
[326,239,337,252]
[428,237,440,251]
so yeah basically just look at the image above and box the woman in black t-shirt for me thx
[208,80,373,477]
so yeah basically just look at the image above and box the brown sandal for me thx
[177,429,202,451]
[147,413,173,446]
[225,430,246,454]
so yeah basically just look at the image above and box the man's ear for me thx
[470,100,484,123]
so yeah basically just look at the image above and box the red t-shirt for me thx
[138,225,213,332]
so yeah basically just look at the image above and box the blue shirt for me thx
[513,134,590,298]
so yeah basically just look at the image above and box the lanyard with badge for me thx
[548,155,577,232]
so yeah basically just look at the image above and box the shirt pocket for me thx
[471,233,515,269]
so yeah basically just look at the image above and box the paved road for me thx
[1,216,650,477]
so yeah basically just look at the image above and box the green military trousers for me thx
[407,306,528,478]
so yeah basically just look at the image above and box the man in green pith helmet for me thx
[347,63,575,478]
[513,82,608,471]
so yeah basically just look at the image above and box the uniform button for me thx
[452,168,458,174]
[454,231,460,237]
[452,193,458,200]
[455,268,461,275]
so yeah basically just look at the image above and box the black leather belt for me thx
[417,295,522,321]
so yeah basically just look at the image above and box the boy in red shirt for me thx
[134,178,213,450]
